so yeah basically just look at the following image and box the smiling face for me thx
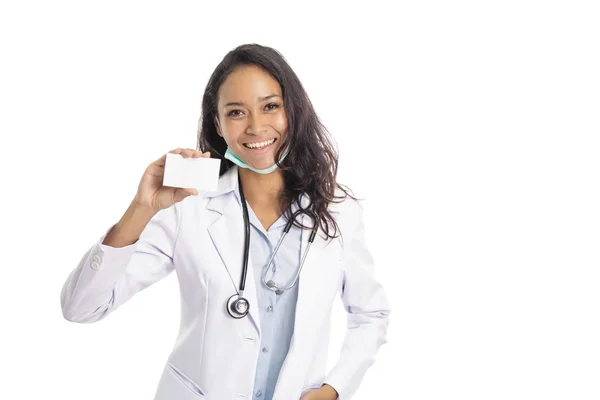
[215,64,288,171]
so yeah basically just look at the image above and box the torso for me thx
[248,201,283,232]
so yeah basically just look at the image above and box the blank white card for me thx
[163,152,221,192]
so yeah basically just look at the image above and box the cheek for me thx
[274,112,288,133]
[222,121,245,140]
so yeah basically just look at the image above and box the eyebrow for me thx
[224,94,281,108]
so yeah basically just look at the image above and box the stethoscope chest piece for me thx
[227,294,249,319]
[226,172,318,319]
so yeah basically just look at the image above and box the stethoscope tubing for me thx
[227,172,318,319]
[261,209,318,294]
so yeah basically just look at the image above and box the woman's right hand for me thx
[133,148,211,212]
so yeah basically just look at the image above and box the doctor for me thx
[61,43,391,400]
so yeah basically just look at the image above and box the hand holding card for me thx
[133,148,220,213]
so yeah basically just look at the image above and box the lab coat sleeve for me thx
[322,200,391,400]
[60,203,180,323]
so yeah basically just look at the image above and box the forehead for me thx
[218,65,282,103]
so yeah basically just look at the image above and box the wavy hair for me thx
[197,43,361,240]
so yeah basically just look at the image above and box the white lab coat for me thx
[61,165,390,400]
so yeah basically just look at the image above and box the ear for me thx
[214,117,222,137]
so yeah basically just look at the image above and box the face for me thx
[215,64,288,170]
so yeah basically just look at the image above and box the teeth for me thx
[244,138,275,149]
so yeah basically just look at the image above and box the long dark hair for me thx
[197,43,361,240]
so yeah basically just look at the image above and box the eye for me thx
[265,103,280,111]
[226,109,243,117]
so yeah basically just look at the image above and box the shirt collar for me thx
[203,164,310,209]
[204,166,309,230]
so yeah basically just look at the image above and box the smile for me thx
[243,138,276,149]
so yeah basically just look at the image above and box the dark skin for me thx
[215,64,288,231]
[215,65,339,400]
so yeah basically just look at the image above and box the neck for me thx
[238,167,285,205]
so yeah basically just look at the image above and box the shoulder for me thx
[328,187,365,230]
[330,186,363,212]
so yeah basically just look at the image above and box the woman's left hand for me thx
[299,384,338,400]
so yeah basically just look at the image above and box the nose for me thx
[246,113,269,136]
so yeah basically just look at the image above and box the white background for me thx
[1,1,599,399]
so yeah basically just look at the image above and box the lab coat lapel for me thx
[272,193,336,399]
[293,193,321,336]
[292,192,338,335]
[205,176,261,337]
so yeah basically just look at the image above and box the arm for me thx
[60,201,180,323]
[323,201,391,399]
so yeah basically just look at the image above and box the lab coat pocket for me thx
[154,362,206,399]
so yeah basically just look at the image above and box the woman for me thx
[61,43,391,400]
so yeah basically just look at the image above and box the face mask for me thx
[224,145,290,174]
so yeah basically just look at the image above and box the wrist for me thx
[103,201,157,247]
[320,384,338,400]
[128,200,158,219]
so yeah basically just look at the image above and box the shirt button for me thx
[262,347,268,353]
[267,306,273,312]
[90,261,100,270]
[255,389,262,397]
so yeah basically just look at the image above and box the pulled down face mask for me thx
[224,145,290,174]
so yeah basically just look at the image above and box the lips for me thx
[243,138,276,150]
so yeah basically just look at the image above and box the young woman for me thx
[61,44,391,400]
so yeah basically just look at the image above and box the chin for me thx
[249,160,276,170]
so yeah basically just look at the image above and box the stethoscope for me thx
[226,173,319,319]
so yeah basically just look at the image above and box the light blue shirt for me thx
[233,187,302,400]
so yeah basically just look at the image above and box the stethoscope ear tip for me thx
[266,280,284,295]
